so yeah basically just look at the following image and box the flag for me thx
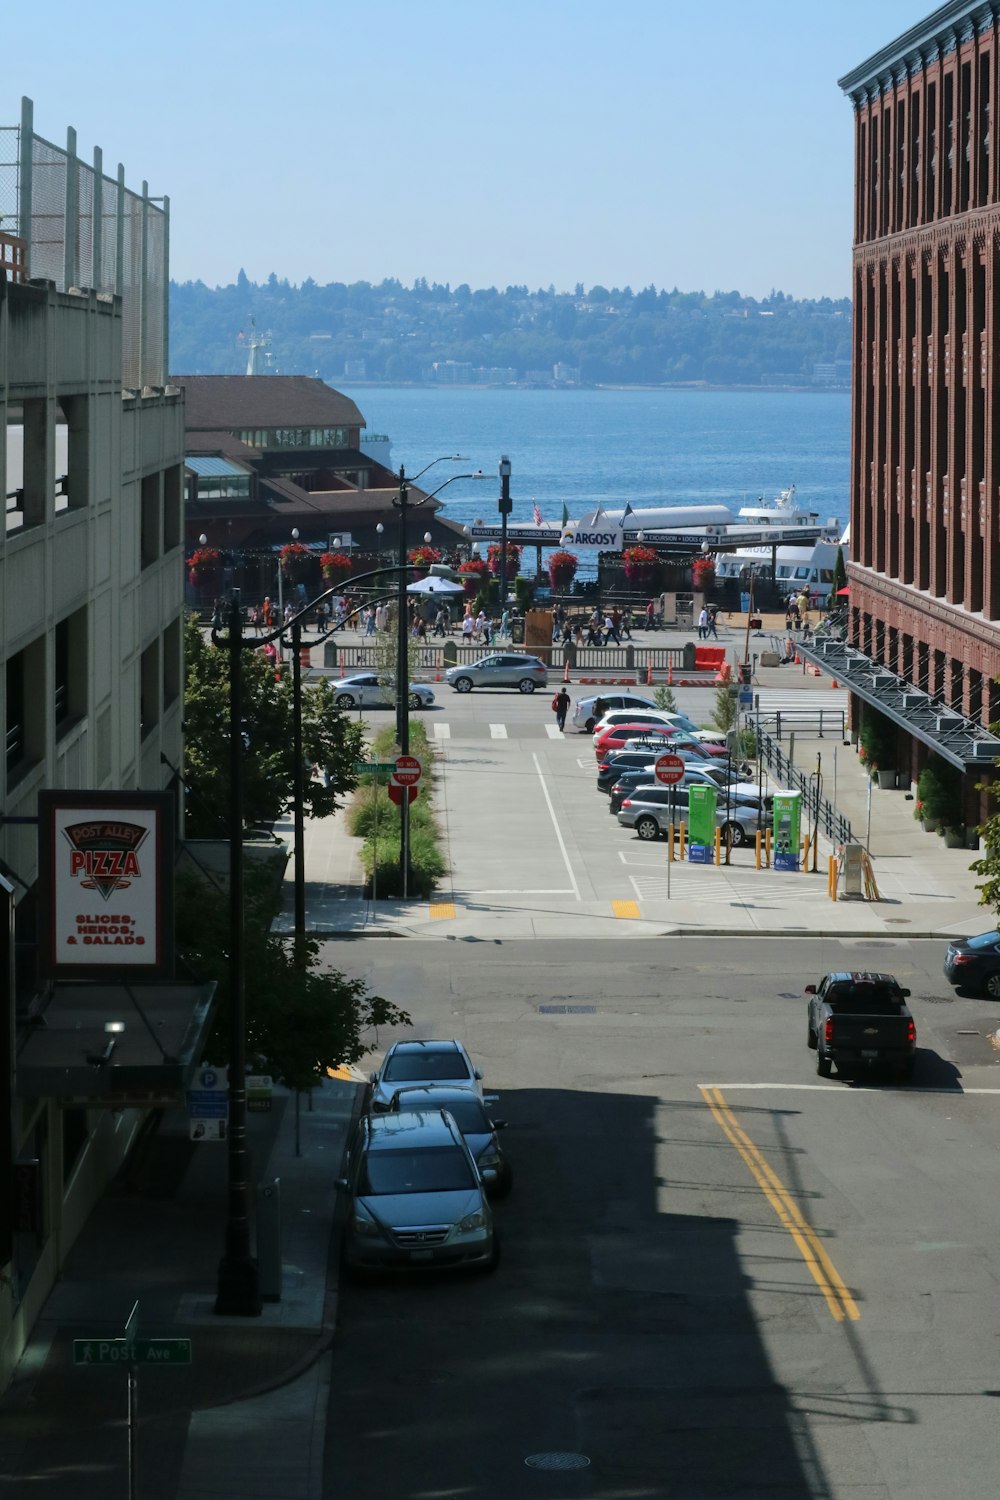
[532,500,543,527]
[561,502,569,528]
[622,501,634,522]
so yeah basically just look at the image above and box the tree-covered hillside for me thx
[169,273,851,388]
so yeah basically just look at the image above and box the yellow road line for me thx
[699,1085,860,1323]
[429,902,456,920]
[612,899,641,919]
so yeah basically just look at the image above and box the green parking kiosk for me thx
[772,791,801,871]
[687,784,717,863]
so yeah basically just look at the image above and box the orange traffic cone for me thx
[563,658,570,683]
[646,656,653,686]
[667,660,674,686]
[831,678,839,689]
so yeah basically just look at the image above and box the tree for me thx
[182,614,365,837]
[175,861,410,1087]
[831,546,847,597]
[711,680,739,736]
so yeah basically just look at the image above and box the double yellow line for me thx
[700,1085,860,1323]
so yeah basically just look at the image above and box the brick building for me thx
[810,3,1000,821]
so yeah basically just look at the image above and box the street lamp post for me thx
[277,527,299,649]
[498,456,512,612]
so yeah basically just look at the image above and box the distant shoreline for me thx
[338,381,849,395]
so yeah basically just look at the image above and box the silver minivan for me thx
[337,1111,498,1274]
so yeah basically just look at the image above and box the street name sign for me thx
[354,762,393,779]
[74,1337,192,1366]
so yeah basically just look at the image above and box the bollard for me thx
[828,853,836,900]
[765,826,771,867]
[755,830,762,870]
[679,821,686,859]
[714,827,721,865]
[803,833,810,871]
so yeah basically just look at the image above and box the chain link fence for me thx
[1,110,167,389]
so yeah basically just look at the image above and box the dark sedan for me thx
[944,930,1000,997]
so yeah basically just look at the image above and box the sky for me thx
[2,0,929,301]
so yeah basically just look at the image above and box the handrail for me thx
[756,723,853,845]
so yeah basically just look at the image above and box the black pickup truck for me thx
[805,971,916,1081]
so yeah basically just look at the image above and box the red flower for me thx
[486,542,522,576]
[547,549,578,589]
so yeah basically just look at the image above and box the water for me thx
[341,386,850,537]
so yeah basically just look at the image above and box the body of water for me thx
[340,386,851,538]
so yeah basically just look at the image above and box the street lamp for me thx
[277,527,299,640]
[498,456,512,611]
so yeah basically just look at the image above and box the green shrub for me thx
[653,684,678,713]
[916,756,962,825]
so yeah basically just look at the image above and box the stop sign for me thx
[393,754,422,787]
[654,753,686,786]
[387,783,418,806]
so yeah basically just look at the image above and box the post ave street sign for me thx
[393,755,422,787]
[74,1337,192,1366]
[654,753,686,786]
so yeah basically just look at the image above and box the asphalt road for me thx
[323,936,1000,1500]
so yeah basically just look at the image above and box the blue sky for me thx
[3,0,926,299]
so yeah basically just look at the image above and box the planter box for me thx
[943,829,966,849]
[920,817,940,833]
[877,769,897,789]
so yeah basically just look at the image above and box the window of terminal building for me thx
[140,473,160,569]
[163,464,183,552]
[5,638,45,784]
[54,607,88,738]
[140,640,160,739]
[163,616,181,708]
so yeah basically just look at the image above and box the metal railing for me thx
[761,708,846,739]
[756,724,853,845]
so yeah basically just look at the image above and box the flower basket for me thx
[187,545,222,588]
[547,549,578,591]
[692,556,716,591]
[623,544,658,584]
[408,544,442,580]
[279,542,314,584]
[320,550,353,584]
[459,557,490,597]
[487,542,522,577]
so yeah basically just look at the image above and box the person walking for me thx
[552,685,572,733]
[706,605,719,640]
[697,606,709,640]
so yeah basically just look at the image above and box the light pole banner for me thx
[772,791,801,871]
[687,783,717,851]
[39,791,175,978]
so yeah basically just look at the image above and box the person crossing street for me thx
[552,685,572,733]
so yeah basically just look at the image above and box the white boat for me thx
[714,486,848,603]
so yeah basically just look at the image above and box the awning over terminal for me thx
[16,980,217,1105]
[801,636,1000,772]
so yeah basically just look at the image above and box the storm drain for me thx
[538,1005,596,1014]
[524,1452,591,1471]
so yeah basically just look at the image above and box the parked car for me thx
[609,769,769,816]
[368,1039,484,1113]
[805,972,915,1081]
[943,930,1000,997]
[387,1086,511,1196]
[337,1110,498,1274]
[593,722,685,759]
[591,709,700,738]
[616,785,764,845]
[331,673,435,710]
[574,691,693,733]
[446,653,548,694]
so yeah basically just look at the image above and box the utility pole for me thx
[498,456,512,612]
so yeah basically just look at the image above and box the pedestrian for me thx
[697,606,709,640]
[433,607,446,638]
[593,695,609,723]
[462,614,474,643]
[586,616,603,646]
[645,599,657,631]
[500,608,511,640]
[552,685,572,732]
[707,605,719,640]
[620,609,633,641]
[605,612,621,646]
[364,606,376,636]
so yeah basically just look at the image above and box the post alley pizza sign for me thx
[39,792,175,978]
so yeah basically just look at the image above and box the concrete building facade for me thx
[0,100,186,1385]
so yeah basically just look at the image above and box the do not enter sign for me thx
[654,753,686,786]
[393,754,422,787]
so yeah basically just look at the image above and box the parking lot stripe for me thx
[545,724,564,738]
[532,752,581,901]
[490,723,508,739]
[429,902,456,920]
[700,1085,861,1323]
[433,723,451,740]
[701,1082,1000,1095]
[612,899,641,919]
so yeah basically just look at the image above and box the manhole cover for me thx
[525,1452,591,1471]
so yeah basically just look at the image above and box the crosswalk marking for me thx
[433,722,451,740]
[628,870,830,904]
[545,724,564,739]
[490,724,508,739]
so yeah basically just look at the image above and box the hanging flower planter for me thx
[547,549,578,591]
[279,542,315,583]
[622,544,658,584]
[487,542,522,577]
[187,545,222,588]
[459,557,490,597]
[320,550,353,584]
[691,556,716,591]
[408,544,442,580]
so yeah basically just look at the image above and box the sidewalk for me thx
[0,1075,362,1500]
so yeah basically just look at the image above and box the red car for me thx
[593,722,683,759]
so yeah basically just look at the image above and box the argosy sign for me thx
[39,791,175,978]
[563,511,624,550]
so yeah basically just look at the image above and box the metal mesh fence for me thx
[1,121,167,386]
